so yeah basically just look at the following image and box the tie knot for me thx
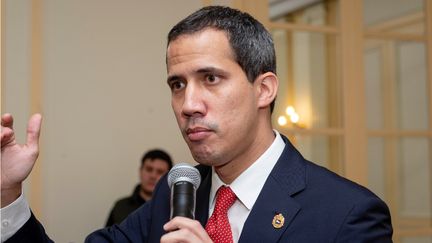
[215,186,236,211]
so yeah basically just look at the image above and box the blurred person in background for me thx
[105,149,173,226]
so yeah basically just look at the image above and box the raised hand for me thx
[1,113,42,207]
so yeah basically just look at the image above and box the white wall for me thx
[3,0,202,242]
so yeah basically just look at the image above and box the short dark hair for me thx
[167,6,276,112]
[141,149,173,169]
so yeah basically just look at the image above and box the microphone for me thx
[167,163,201,219]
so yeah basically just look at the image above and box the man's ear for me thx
[255,72,278,109]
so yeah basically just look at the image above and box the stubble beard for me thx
[182,117,221,165]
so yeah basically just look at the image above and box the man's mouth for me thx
[186,127,212,141]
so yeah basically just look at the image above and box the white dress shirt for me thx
[0,131,285,243]
[208,130,285,243]
[0,193,31,242]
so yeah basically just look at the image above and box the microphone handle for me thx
[171,181,196,219]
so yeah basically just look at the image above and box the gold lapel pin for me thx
[272,213,285,229]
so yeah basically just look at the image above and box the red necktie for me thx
[205,186,237,243]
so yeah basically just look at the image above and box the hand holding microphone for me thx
[162,163,213,243]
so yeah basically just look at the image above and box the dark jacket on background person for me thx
[105,185,146,227]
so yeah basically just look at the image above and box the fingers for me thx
[163,216,200,232]
[1,114,15,148]
[161,229,200,243]
[1,127,15,148]
[1,113,14,129]
[1,113,41,149]
[26,113,42,149]
[162,217,212,243]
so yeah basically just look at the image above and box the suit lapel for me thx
[239,136,306,243]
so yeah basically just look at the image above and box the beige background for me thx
[3,0,202,242]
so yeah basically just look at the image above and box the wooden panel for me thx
[369,130,432,137]
[278,127,344,136]
[233,0,269,26]
[365,11,424,32]
[326,0,341,172]
[364,31,425,41]
[202,0,212,6]
[425,1,432,239]
[339,0,367,185]
[269,22,339,34]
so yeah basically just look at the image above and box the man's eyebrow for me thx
[166,75,180,84]
[196,67,224,74]
[167,67,227,84]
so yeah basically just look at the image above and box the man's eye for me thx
[205,74,217,83]
[170,81,185,91]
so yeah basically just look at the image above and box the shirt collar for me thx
[209,130,285,210]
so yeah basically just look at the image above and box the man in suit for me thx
[105,149,173,227]
[1,6,392,243]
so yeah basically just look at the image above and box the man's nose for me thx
[181,83,206,118]
[150,171,158,179]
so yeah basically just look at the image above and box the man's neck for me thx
[139,188,152,201]
[215,127,276,184]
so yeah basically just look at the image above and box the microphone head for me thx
[167,163,201,189]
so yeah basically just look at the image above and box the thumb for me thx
[26,113,42,148]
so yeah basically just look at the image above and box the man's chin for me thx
[190,150,220,166]
[142,187,154,193]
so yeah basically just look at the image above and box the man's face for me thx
[140,159,170,194]
[166,29,260,168]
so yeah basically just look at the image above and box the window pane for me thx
[272,30,342,129]
[363,0,424,35]
[279,133,343,172]
[367,137,386,200]
[364,46,384,129]
[398,137,431,219]
[269,0,338,27]
[368,137,432,238]
[396,42,428,130]
[364,40,428,130]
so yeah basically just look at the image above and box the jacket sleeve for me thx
[85,173,172,243]
[335,196,393,243]
[5,212,54,243]
[85,200,152,243]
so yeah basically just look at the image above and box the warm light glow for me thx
[278,116,287,126]
[290,113,299,124]
[285,106,295,116]
[278,105,305,127]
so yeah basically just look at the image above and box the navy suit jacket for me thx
[7,136,392,242]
